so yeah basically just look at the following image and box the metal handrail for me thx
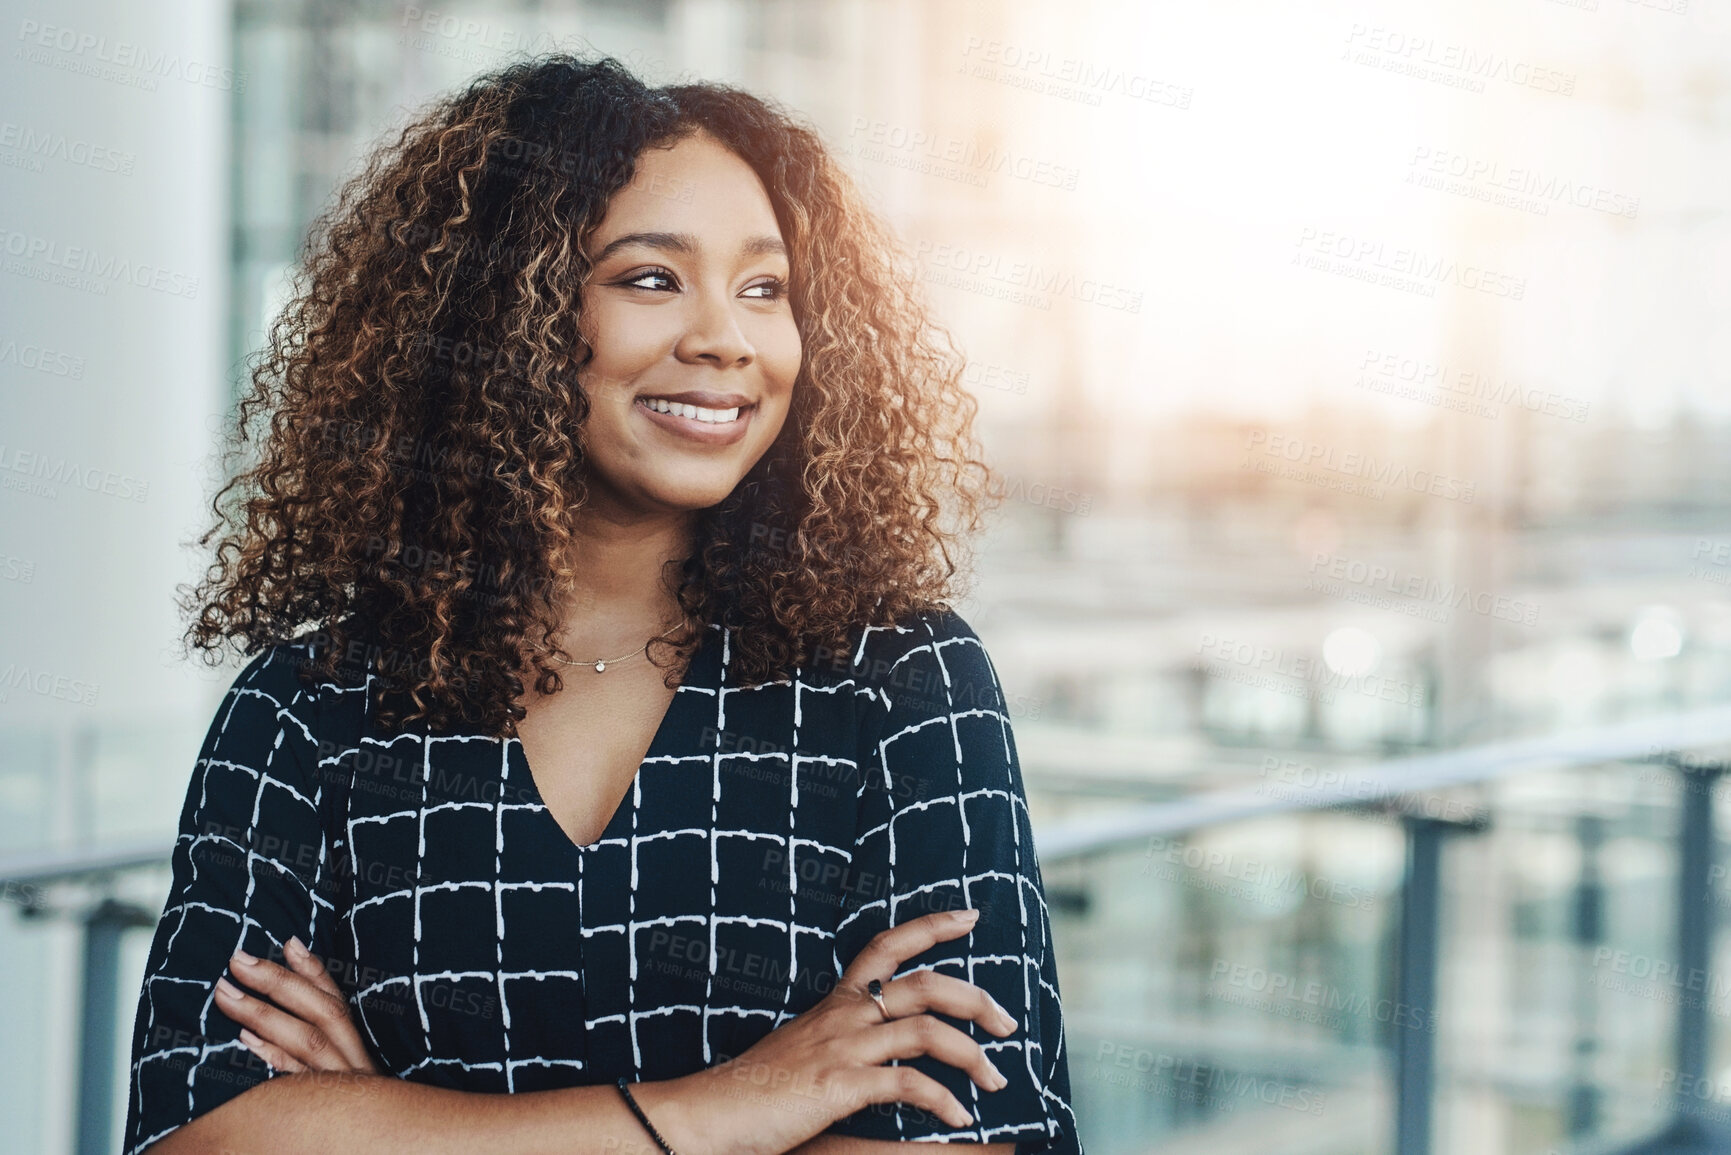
[1034,703,1731,861]
[0,837,170,888]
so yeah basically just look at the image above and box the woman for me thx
[123,52,1082,1155]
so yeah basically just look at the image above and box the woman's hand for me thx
[214,935,385,1075]
[638,906,1020,1155]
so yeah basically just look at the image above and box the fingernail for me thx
[952,908,979,922]
[286,936,307,959]
[991,1065,1009,1090]
[239,1027,264,1048]
[215,977,244,1000]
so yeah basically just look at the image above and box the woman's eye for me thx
[744,277,789,301]
[620,268,677,291]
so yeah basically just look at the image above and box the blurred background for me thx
[3,0,1730,1152]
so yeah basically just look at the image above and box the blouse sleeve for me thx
[122,643,343,1155]
[825,609,1084,1154]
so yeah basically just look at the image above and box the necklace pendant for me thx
[594,661,607,672]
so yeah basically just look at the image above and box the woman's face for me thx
[575,129,801,521]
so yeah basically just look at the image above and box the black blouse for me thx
[122,607,1084,1154]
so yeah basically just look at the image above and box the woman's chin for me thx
[635,473,752,514]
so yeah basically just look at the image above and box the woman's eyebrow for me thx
[592,230,787,263]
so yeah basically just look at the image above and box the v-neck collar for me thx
[509,622,721,854]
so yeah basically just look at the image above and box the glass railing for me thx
[1034,705,1731,1155]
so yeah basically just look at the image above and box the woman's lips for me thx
[633,396,756,446]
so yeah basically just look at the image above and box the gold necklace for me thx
[550,619,686,673]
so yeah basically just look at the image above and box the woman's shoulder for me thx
[840,603,1003,717]
[223,636,327,704]
[212,626,372,740]
[857,601,978,652]
[234,627,368,693]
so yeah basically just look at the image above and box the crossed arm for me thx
[163,936,1015,1155]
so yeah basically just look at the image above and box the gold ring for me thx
[866,977,891,1022]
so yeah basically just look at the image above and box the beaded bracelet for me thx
[616,1076,679,1155]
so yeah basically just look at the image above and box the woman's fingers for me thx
[214,973,345,1070]
[282,936,343,998]
[850,1063,975,1131]
[280,937,384,1074]
[829,910,1017,1102]
[875,968,1018,1039]
[840,908,980,989]
[236,1025,307,1073]
[684,906,1004,1149]
[859,1012,1009,1094]
[220,947,374,1072]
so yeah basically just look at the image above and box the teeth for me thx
[640,397,744,423]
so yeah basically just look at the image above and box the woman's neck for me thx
[552,504,696,648]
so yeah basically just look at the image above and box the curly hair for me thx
[180,51,1000,737]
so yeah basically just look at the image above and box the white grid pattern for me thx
[826,613,1081,1154]
[122,609,1082,1155]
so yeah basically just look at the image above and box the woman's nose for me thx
[675,288,754,367]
